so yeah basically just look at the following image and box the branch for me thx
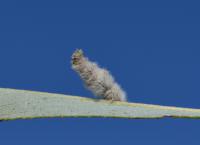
[0,88,200,121]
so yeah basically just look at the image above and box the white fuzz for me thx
[71,49,127,102]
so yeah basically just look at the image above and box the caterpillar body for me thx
[71,49,127,102]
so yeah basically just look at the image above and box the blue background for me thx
[0,0,200,145]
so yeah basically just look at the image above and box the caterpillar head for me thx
[71,49,84,65]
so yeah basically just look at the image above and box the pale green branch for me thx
[0,88,200,121]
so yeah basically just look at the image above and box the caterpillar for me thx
[71,49,127,102]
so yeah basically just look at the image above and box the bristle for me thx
[71,49,127,102]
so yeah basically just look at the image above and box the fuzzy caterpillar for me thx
[71,49,127,102]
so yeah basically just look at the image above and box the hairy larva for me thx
[71,49,127,102]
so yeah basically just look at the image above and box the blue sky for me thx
[0,0,200,145]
